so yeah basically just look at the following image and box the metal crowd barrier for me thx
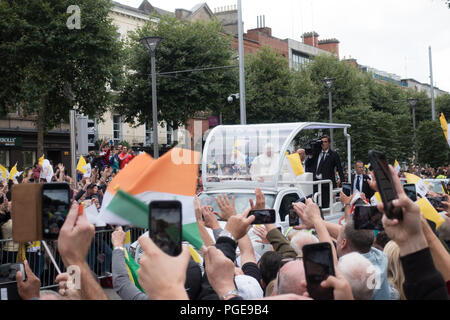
[0,227,147,290]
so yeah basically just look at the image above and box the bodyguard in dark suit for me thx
[305,135,344,208]
[351,160,374,200]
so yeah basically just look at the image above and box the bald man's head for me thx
[274,260,307,296]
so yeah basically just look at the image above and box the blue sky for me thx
[117,0,450,93]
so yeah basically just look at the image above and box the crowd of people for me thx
[0,138,449,301]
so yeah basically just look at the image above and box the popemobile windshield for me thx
[202,123,352,201]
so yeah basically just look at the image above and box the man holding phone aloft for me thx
[305,136,344,209]
[375,165,448,299]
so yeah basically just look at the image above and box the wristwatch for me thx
[219,229,236,242]
[221,289,239,300]
[114,246,125,252]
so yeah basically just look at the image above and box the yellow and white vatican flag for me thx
[8,163,18,181]
[0,164,8,181]
[370,192,382,206]
[229,139,246,166]
[77,156,87,174]
[416,198,445,229]
[286,152,304,177]
[393,160,400,176]
[440,113,450,148]
[38,155,45,166]
[405,172,429,198]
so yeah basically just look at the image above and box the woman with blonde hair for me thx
[384,240,406,300]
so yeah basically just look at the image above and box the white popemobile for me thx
[197,122,353,257]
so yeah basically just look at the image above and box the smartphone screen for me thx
[288,208,300,226]
[403,184,417,202]
[368,150,402,220]
[302,242,335,300]
[427,196,447,211]
[149,201,182,256]
[42,183,71,240]
[248,209,276,224]
[342,183,352,197]
[353,205,384,231]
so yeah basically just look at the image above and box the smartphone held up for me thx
[42,183,71,240]
[341,183,352,197]
[248,209,276,224]
[11,183,71,242]
[368,150,403,220]
[302,242,335,300]
[353,205,384,231]
[148,200,183,256]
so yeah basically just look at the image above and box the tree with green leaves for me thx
[416,120,449,167]
[406,90,432,123]
[436,93,450,119]
[118,14,236,130]
[239,47,319,124]
[0,0,123,157]
[303,54,367,121]
[333,105,413,164]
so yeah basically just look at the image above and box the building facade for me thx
[92,1,175,150]
[401,78,447,98]
[0,112,71,172]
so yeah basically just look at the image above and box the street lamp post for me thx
[408,98,418,160]
[322,77,336,149]
[237,0,246,125]
[224,93,240,125]
[140,36,163,159]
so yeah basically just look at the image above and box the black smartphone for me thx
[149,200,182,256]
[248,209,276,224]
[302,242,335,300]
[353,205,384,231]
[0,263,26,300]
[288,208,300,226]
[0,263,26,283]
[368,150,402,220]
[403,183,417,202]
[427,196,447,211]
[42,183,71,240]
[342,183,352,197]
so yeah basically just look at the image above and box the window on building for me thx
[22,151,36,170]
[113,115,122,145]
[0,150,10,168]
[292,51,311,71]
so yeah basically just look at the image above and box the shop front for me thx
[0,129,71,175]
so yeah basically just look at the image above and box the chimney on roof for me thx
[318,38,340,58]
[253,15,271,36]
[302,31,319,47]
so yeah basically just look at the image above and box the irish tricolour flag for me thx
[98,147,203,249]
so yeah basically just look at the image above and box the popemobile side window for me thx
[279,193,300,222]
